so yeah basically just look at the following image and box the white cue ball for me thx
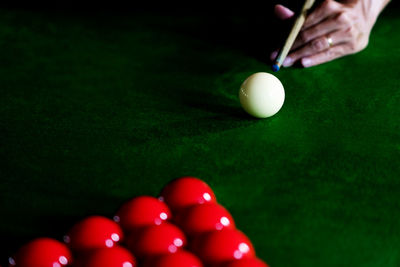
[239,72,285,118]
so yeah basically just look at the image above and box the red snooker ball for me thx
[64,215,123,253]
[9,237,72,267]
[193,228,255,265]
[159,177,216,213]
[114,196,171,233]
[126,222,186,259]
[223,258,269,267]
[79,247,137,267]
[178,202,235,236]
[152,250,203,267]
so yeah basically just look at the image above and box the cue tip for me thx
[272,63,280,72]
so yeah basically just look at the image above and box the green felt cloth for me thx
[0,5,399,266]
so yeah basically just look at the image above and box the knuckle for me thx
[336,12,350,24]
[326,49,334,58]
[324,0,337,12]
[311,38,325,51]
[343,14,351,25]
[326,48,340,59]
[345,26,356,38]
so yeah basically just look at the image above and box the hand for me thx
[271,0,390,68]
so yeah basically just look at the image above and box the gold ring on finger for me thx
[327,36,333,47]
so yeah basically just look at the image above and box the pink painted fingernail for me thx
[282,57,292,67]
[302,58,312,67]
[270,51,278,61]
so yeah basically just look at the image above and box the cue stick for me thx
[272,0,316,72]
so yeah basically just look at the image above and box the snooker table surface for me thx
[1,4,400,266]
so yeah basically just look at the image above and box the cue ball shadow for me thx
[181,88,251,120]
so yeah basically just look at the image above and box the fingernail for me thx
[282,57,292,67]
[270,51,278,61]
[302,58,312,67]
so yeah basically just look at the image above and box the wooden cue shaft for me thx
[273,0,316,70]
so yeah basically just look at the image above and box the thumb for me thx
[274,4,295,20]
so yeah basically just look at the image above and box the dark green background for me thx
[1,3,400,266]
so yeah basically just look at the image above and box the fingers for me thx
[291,12,349,51]
[283,36,331,66]
[274,4,295,20]
[303,0,343,30]
[271,0,361,67]
[301,43,354,67]
[283,29,354,67]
